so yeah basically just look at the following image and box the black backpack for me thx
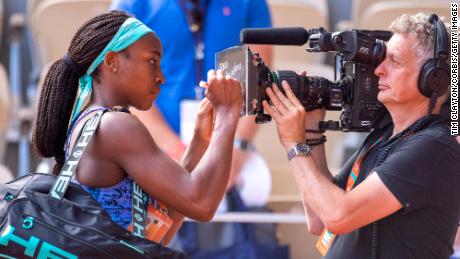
[0,110,185,258]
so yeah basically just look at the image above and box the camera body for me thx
[216,28,393,132]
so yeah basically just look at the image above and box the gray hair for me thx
[388,13,451,66]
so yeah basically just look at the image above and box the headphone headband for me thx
[417,13,450,98]
[429,14,449,61]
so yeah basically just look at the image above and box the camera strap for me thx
[315,135,384,256]
[176,0,210,95]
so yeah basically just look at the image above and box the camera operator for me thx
[262,13,460,258]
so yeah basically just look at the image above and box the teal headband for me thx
[69,17,154,127]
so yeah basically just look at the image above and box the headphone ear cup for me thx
[431,65,450,96]
[418,59,436,97]
[418,59,450,97]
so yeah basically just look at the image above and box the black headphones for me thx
[418,14,450,98]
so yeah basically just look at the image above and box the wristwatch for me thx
[287,143,312,161]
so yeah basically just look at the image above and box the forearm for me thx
[190,110,239,215]
[166,136,211,242]
[288,154,346,231]
[301,140,333,234]
[295,121,333,233]
[180,133,209,172]
[302,197,325,236]
[305,116,332,176]
[308,139,332,177]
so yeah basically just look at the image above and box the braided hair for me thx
[32,11,130,175]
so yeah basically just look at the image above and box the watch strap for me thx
[287,143,312,161]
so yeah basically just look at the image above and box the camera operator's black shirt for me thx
[327,115,460,259]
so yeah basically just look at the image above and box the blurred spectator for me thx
[0,164,13,183]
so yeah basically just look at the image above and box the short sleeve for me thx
[333,150,358,190]
[375,133,450,213]
[246,0,272,28]
[334,125,391,190]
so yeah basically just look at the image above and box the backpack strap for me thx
[50,109,106,200]
[50,107,165,241]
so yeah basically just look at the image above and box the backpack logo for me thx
[0,225,77,258]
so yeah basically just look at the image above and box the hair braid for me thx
[32,11,130,175]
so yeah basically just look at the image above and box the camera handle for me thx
[255,110,272,124]
[319,120,341,131]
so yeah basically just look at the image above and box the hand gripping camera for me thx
[215,27,393,132]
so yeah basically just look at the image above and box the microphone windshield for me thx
[240,27,310,45]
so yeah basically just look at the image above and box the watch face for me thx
[288,143,312,160]
[296,143,311,154]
